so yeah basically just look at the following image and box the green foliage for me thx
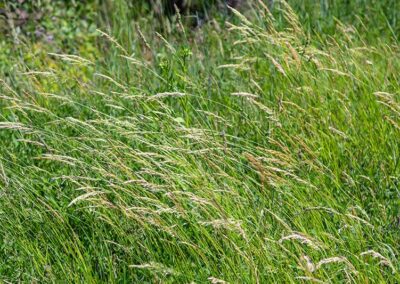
[286,0,400,40]
[1,0,400,283]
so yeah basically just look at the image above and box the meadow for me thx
[0,0,400,282]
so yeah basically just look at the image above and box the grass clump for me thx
[0,1,400,283]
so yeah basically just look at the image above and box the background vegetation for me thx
[1,0,400,282]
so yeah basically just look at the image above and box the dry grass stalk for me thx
[136,24,151,51]
[208,277,229,284]
[300,255,316,273]
[217,63,250,71]
[295,276,326,284]
[246,98,275,116]
[147,92,186,100]
[48,53,93,65]
[286,41,301,68]
[39,154,79,167]
[315,256,356,272]
[0,160,8,186]
[129,262,174,276]
[155,32,176,53]
[200,218,247,240]
[94,73,127,91]
[345,213,373,228]
[265,53,286,76]
[96,29,128,55]
[0,122,31,131]
[279,232,320,250]
[231,92,259,98]
[384,116,400,131]
[329,126,349,139]
[68,191,105,207]
[360,250,396,272]
[319,68,351,77]
[244,152,266,187]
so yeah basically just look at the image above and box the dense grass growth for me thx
[1,1,400,282]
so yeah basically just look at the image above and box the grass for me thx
[1,0,400,282]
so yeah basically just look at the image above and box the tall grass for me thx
[1,1,400,282]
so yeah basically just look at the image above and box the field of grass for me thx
[1,0,400,282]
